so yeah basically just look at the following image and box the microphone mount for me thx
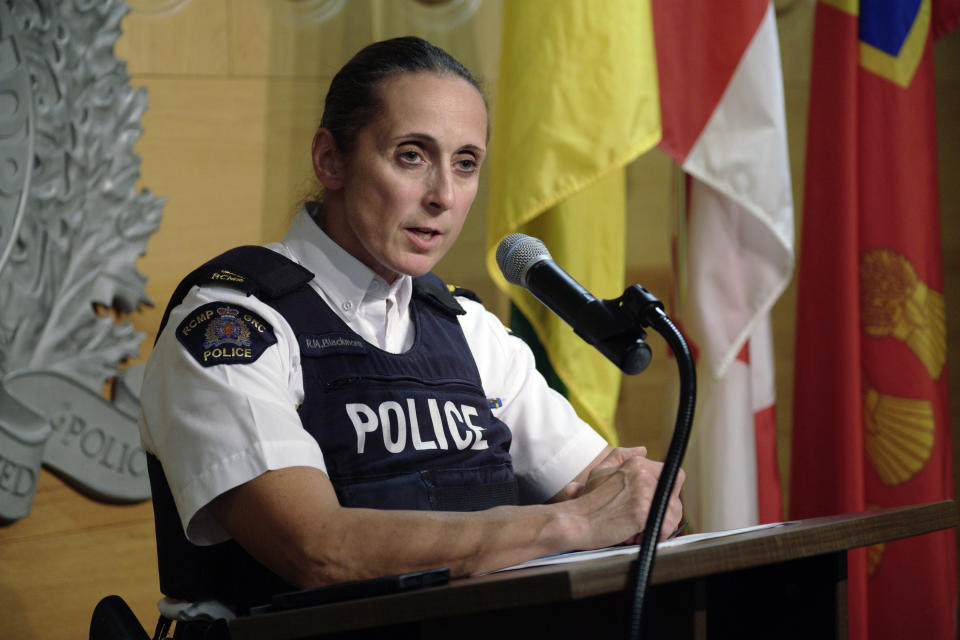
[498,232,663,375]
[557,284,666,376]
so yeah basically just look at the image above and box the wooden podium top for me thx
[228,500,957,640]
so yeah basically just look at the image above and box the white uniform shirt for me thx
[139,207,607,545]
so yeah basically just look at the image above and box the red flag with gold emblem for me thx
[790,1,957,639]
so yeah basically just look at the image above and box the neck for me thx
[308,197,402,285]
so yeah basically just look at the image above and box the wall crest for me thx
[0,0,162,521]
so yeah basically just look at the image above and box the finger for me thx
[596,446,648,470]
[661,499,684,540]
[671,467,686,495]
[558,482,586,501]
[586,449,656,494]
[583,462,622,492]
[620,533,642,546]
[620,455,664,482]
[620,445,647,460]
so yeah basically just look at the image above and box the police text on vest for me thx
[345,399,489,454]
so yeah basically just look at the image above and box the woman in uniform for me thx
[139,36,683,620]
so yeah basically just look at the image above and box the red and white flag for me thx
[653,0,794,531]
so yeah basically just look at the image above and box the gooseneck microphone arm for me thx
[497,234,696,640]
[621,287,696,640]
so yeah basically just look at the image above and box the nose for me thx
[424,166,455,213]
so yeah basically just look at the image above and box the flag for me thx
[652,0,795,531]
[790,1,957,639]
[486,0,661,444]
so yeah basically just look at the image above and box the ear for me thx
[312,128,345,189]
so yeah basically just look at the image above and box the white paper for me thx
[492,522,791,573]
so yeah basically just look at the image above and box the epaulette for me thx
[192,245,314,299]
[156,246,314,341]
[412,273,466,316]
[449,285,482,304]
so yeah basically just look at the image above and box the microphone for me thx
[496,233,659,374]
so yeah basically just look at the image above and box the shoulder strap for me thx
[411,273,469,316]
[156,246,314,340]
[449,285,482,305]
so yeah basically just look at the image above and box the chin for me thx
[400,264,435,278]
[395,255,442,278]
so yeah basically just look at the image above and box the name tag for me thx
[300,333,368,357]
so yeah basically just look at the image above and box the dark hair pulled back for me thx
[320,36,485,155]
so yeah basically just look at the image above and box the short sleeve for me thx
[138,285,326,545]
[455,298,607,502]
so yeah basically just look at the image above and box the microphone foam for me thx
[496,233,552,286]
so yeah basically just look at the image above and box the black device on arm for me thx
[496,233,697,640]
[250,568,451,615]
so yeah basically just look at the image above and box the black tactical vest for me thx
[147,245,518,611]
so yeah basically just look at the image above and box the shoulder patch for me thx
[175,302,277,368]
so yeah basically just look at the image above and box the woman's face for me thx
[320,72,488,283]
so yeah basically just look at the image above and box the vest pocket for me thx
[422,464,519,511]
[334,463,518,512]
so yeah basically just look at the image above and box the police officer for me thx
[139,36,684,622]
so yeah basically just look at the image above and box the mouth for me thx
[408,227,440,240]
[405,226,444,251]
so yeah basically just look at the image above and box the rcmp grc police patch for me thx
[175,301,276,367]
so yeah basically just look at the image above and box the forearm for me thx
[305,502,581,585]
[211,455,676,590]
[211,466,592,589]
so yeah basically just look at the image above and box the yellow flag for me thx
[486,0,661,444]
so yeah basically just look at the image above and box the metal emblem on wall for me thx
[0,0,163,520]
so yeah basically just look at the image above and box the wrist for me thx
[540,501,591,553]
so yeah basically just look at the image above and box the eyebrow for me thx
[392,132,486,155]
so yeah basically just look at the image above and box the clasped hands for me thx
[559,446,685,545]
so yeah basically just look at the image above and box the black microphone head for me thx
[496,233,552,286]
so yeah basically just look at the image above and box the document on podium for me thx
[492,521,790,573]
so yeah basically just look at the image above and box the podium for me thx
[228,501,957,639]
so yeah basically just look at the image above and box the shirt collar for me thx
[281,205,412,317]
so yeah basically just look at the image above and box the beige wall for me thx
[1,1,958,637]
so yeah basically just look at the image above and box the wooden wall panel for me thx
[0,470,158,638]
[114,0,230,76]
[131,77,275,356]
[229,0,373,78]
[258,78,332,243]
[372,0,504,87]
[226,0,503,82]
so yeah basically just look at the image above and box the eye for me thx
[455,156,479,174]
[397,147,424,166]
